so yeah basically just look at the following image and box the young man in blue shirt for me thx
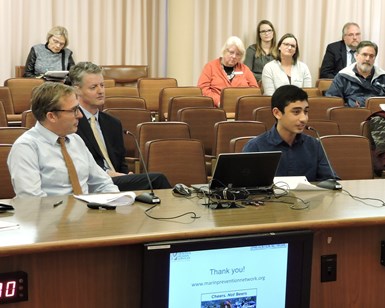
[243,84,336,182]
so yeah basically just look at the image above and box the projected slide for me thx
[168,243,288,307]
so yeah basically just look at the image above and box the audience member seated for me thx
[244,20,277,84]
[262,33,312,96]
[7,82,119,197]
[320,22,361,79]
[366,107,385,177]
[197,36,258,107]
[243,85,337,182]
[325,41,385,107]
[23,26,75,81]
[69,62,171,191]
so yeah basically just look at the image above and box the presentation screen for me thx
[141,230,313,308]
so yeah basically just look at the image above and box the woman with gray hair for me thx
[23,26,75,79]
[197,36,258,107]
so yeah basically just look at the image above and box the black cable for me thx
[342,188,385,207]
[144,204,200,220]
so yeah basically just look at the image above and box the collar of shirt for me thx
[268,125,304,147]
[35,121,70,146]
[79,106,100,121]
[353,65,374,81]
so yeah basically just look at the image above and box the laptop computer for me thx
[192,151,282,194]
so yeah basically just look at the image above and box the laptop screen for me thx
[210,151,282,190]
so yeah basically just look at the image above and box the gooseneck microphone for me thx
[123,130,161,204]
[305,125,342,190]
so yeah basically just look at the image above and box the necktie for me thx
[58,137,83,195]
[350,50,356,64]
[89,115,116,172]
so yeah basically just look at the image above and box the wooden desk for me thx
[1,179,385,307]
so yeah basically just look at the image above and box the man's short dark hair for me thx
[271,85,308,113]
[356,40,378,56]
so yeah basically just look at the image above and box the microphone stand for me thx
[306,126,342,190]
[123,130,161,204]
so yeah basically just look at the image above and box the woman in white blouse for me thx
[262,33,311,95]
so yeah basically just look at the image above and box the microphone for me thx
[123,130,161,204]
[305,125,342,190]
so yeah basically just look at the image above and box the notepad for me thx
[74,192,136,206]
[274,176,327,191]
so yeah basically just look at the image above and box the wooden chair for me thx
[303,120,340,137]
[145,138,207,186]
[21,110,36,128]
[101,65,148,87]
[320,135,373,180]
[0,101,7,127]
[4,78,44,123]
[105,86,139,98]
[252,106,275,130]
[15,65,25,78]
[168,96,214,121]
[103,79,116,88]
[307,96,345,120]
[0,144,15,199]
[365,97,385,114]
[219,87,261,118]
[137,77,178,115]
[229,136,255,153]
[0,87,16,124]
[315,79,333,95]
[136,121,191,171]
[212,120,266,156]
[327,106,372,135]
[0,127,28,143]
[302,87,322,97]
[103,108,152,173]
[158,86,202,121]
[103,97,146,110]
[235,95,271,120]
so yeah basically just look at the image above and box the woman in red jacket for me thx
[197,36,258,107]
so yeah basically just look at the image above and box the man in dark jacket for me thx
[319,22,361,78]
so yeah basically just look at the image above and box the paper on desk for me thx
[274,176,327,191]
[74,192,136,206]
[0,221,19,231]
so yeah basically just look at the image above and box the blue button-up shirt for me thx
[243,125,337,182]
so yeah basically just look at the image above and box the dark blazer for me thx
[77,109,129,174]
[319,40,347,79]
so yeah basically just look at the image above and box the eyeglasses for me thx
[259,29,273,34]
[51,37,65,47]
[281,42,296,49]
[358,53,375,59]
[344,33,361,38]
[226,49,242,58]
[51,105,80,116]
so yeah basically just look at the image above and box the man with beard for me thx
[326,41,385,107]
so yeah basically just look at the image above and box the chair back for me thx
[0,101,7,127]
[21,110,37,128]
[320,135,373,180]
[303,120,340,137]
[103,79,116,88]
[103,97,146,110]
[169,96,214,121]
[101,65,148,87]
[212,120,266,156]
[137,121,191,160]
[229,136,255,153]
[158,87,202,121]
[302,87,322,97]
[137,78,178,113]
[15,65,26,78]
[145,138,207,186]
[365,97,385,114]
[327,106,372,135]
[105,86,139,98]
[4,78,44,114]
[307,96,345,120]
[0,127,28,144]
[0,144,15,198]
[315,79,333,95]
[103,108,152,158]
[235,95,271,120]
[252,106,275,130]
[219,87,261,118]
[177,107,226,155]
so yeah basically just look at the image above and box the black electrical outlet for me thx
[321,254,337,282]
[381,241,385,266]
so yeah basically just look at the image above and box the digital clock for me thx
[0,271,28,304]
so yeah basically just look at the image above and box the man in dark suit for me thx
[319,22,361,78]
[69,61,171,191]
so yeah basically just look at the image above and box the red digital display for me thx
[0,272,28,304]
